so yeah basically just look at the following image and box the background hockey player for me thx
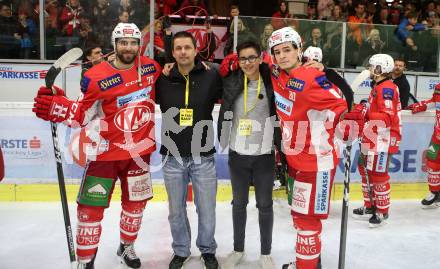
[408,83,440,208]
[267,27,348,269]
[32,23,161,269]
[347,54,402,228]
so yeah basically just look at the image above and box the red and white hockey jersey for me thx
[271,65,347,172]
[362,79,402,154]
[71,56,161,161]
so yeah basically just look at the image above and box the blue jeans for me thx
[162,154,218,257]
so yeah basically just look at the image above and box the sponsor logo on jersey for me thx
[80,76,91,93]
[88,184,107,195]
[376,152,388,172]
[117,87,152,107]
[98,74,123,91]
[382,88,394,100]
[141,64,156,76]
[315,75,332,90]
[274,92,293,116]
[292,181,312,215]
[114,105,152,132]
[286,78,305,92]
[315,171,331,214]
[128,173,152,201]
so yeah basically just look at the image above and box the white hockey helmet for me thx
[268,27,302,53]
[368,53,394,75]
[303,46,322,63]
[111,23,142,48]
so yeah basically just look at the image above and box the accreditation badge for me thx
[179,108,193,126]
[238,119,252,136]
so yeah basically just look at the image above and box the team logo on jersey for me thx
[114,105,152,132]
[80,76,91,93]
[274,92,293,116]
[286,78,305,92]
[117,87,152,107]
[271,65,280,79]
[315,171,331,214]
[315,75,332,90]
[382,88,394,100]
[141,64,156,76]
[98,74,123,91]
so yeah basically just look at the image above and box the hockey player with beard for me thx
[348,54,402,228]
[32,23,161,269]
[408,83,440,208]
[267,27,347,269]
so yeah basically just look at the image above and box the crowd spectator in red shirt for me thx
[156,0,177,16]
[271,1,292,30]
[59,0,84,36]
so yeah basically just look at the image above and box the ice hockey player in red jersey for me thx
[32,23,161,269]
[408,83,440,208]
[267,27,348,269]
[348,54,402,228]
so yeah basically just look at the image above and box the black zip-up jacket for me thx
[156,59,223,157]
[217,63,282,153]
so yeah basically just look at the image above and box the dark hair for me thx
[394,57,406,66]
[230,5,239,10]
[279,1,289,14]
[83,43,102,62]
[172,31,197,50]
[407,11,418,19]
[236,41,261,56]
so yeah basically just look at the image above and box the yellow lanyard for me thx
[243,75,261,115]
[183,74,190,107]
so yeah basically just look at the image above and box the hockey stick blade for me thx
[45,48,83,89]
[350,70,370,92]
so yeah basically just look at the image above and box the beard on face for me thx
[116,51,137,64]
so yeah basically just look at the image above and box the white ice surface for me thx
[0,200,439,269]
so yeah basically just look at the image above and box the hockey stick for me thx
[350,70,370,92]
[338,142,352,269]
[45,47,83,268]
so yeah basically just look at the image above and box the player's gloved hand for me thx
[342,103,367,141]
[219,53,239,77]
[33,95,75,123]
[36,85,65,97]
[408,101,428,114]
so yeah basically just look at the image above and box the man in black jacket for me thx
[392,57,411,109]
[155,31,222,269]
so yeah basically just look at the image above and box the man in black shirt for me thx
[155,31,222,269]
[392,58,411,109]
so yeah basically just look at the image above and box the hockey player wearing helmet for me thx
[408,83,440,209]
[32,23,162,269]
[268,27,348,269]
[348,53,402,227]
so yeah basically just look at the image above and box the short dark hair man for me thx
[391,58,411,109]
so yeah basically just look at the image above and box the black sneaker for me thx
[282,262,296,269]
[421,191,440,209]
[169,254,190,269]
[368,213,389,228]
[352,206,374,220]
[201,253,218,269]
[77,255,95,269]
[117,243,141,268]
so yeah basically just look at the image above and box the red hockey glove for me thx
[342,103,367,141]
[408,101,428,114]
[219,53,239,77]
[32,95,75,123]
[36,85,65,97]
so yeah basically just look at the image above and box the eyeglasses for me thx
[238,55,259,64]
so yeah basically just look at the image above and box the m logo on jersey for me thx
[80,76,91,93]
[114,105,152,132]
[98,74,123,91]
[274,92,293,116]
[286,78,305,92]
[141,64,156,76]
[315,75,332,90]
[382,88,394,100]
[117,87,152,107]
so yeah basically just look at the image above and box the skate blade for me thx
[352,213,372,221]
[422,202,440,209]
[368,220,387,228]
